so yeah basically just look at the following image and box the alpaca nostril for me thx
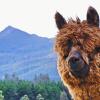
[69,57,80,64]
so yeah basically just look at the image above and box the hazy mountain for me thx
[0,26,59,81]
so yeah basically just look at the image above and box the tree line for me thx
[0,73,71,100]
[0,80,71,100]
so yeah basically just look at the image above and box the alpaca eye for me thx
[89,46,100,61]
[67,39,73,49]
[63,55,68,59]
[95,46,100,52]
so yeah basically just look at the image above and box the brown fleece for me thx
[55,19,100,100]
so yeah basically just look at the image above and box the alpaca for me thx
[54,6,100,100]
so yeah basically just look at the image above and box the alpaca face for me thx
[55,6,100,80]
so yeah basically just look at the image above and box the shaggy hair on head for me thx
[54,6,100,100]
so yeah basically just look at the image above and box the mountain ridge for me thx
[0,26,59,81]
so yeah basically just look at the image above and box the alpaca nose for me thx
[68,51,82,71]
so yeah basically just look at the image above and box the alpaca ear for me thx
[55,12,66,29]
[87,6,99,27]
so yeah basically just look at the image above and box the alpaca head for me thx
[54,6,100,83]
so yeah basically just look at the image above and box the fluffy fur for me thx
[54,7,100,100]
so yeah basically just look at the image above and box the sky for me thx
[0,0,100,38]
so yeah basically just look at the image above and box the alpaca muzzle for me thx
[67,47,89,78]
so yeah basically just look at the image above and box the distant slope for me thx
[0,26,59,81]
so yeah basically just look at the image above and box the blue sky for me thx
[0,0,100,38]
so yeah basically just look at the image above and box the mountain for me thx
[0,26,59,81]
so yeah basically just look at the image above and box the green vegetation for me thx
[60,91,68,100]
[0,80,68,100]
[36,94,44,100]
[20,95,30,100]
[0,90,4,100]
[0,74,71,100]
